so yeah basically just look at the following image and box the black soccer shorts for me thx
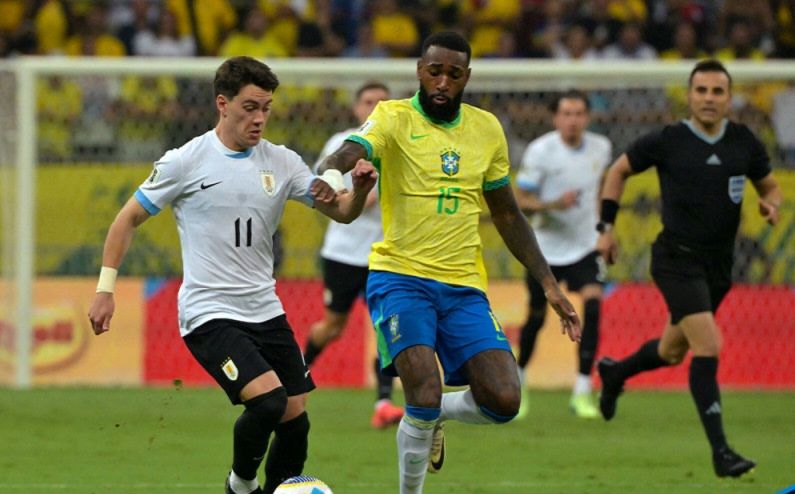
[650,237,733,325]
[184,315,315,404]
[321,257,369,313]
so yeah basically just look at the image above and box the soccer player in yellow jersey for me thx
[319,31,582,493]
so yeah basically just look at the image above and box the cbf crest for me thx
[260,170,276,196]
[441,148,461,177]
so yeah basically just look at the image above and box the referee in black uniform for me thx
[594,59,782,478]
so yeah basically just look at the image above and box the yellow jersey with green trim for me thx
[347,93,511,292]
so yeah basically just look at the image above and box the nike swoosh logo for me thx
[410,133,430,140]
[200,181,222,190]
[408,458,425,465]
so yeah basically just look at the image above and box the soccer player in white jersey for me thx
[301,81,405,428]
[514,89,613,419]
[88,57,377,494]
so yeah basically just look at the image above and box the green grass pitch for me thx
[0,387,793,493]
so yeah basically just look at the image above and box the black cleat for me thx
[597,357,624,421]
[225,473,263,494]
[713,446,756,478]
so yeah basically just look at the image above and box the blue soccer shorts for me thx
[366,270,513,386]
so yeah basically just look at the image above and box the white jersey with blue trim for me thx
[136,129,316,336]
[314,128,382,267]
[516,130,612,265]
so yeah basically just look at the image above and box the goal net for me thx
[1,58,793,388]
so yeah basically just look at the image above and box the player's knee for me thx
[244,387,288,423]
[478,389,520,423]
[479,403,517,424]
[659,346,686,365]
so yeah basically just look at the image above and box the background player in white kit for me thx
[514,89,612,419]
[301,82,405,429]
[88,57,377,494]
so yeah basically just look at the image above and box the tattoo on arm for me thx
[318,141,366,174]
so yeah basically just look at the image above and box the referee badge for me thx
[728,175,745,204]
[221,357,239,381]
[260,170,276,196]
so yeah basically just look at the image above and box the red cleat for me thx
[371,400,404,429]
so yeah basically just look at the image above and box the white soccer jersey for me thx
[516,130,612,265]
[315,129,382,267]
[135,130,316,336]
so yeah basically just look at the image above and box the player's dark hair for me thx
[421,31,471,64]
[214,56,280,99]
[355,81,390,100]
[689,59,732,88]
[549,89,590,113]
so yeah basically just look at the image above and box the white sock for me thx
[517,365,526,388]
[397,416,435,494]
[573,373,592,396]
[229,470,259,494]
[439,388,492,424]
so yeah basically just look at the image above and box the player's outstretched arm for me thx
[317,140,368,175]
[484,185,581,342]
[752,172,782,226]
[88,197,151,336]
[313,160,378,224]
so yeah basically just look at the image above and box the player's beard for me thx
[418,86,462,122]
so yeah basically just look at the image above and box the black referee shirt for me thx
[626,119,771,251]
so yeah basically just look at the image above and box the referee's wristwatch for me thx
[596,221,613,234]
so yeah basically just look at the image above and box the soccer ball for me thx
[273,475,333,494]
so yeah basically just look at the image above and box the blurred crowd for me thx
[2,0,795,60]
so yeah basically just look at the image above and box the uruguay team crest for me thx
[261,170,276,196]
[441,149,460,177]
[221,357,239,381]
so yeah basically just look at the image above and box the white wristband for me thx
[317,169,345,192]
[96,266,118,293]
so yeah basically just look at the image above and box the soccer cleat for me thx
[427,422,445,474]
[516,387,530,419]
[225,473,263,494]
[569,393,600,419]
[371,400,404,429]
[713,446,756,478]
[597,357,625,421]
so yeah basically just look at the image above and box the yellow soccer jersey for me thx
[347,94,511,292]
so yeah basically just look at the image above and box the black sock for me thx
[579,299,600,375]
[374,358,394,401]
[517,310,545,368]
[303,339,323,366]
[263,412,310,494]
[689,356,727,453]
[232,388,287,481]
[615,339,668,381]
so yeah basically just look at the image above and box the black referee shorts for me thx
[650,237,733,325]
[184,315,315,405]
[321,257,369,313]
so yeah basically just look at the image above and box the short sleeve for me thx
[135,149,184,215]
[346,101,394,161]
[285,149,316,207]
[744,128,772,180]
[515,141,545,192]
[483,116,511,190]
[626,129,665,173]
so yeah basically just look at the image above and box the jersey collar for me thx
[682,118,728,145]
[212,128,255,159]
[411,92,462,128]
